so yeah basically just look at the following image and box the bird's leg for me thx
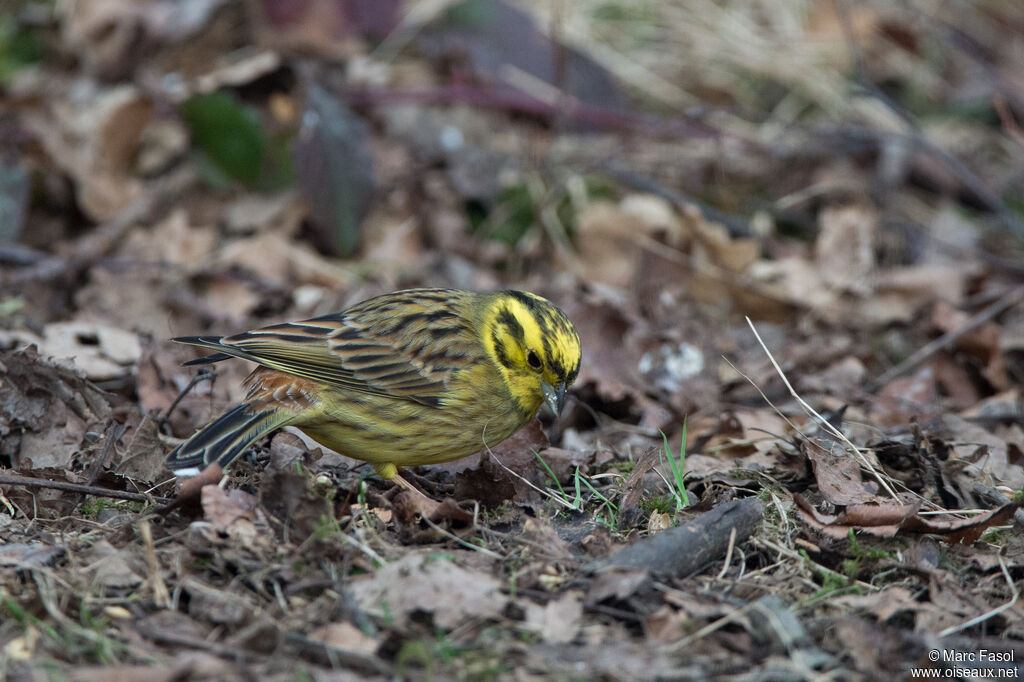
[374,462,434,497]
[377,463,442,519]
[391,472,432,498]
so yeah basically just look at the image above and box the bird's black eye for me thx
[526,350,542,370]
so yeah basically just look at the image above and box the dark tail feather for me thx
[183,352,233,366]
[165,404,293,476]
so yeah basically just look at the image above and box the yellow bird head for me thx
[481,290,582,418]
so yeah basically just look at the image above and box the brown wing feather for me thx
[176,289,482,407]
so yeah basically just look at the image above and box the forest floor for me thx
[2,1,1024,680]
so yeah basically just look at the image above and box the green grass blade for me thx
[533,449,572,506]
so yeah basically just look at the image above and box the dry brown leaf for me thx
[689,209,760,274]
[522,591,583,644]
[799,356,868,397]
[0,544,67,570]
[437,419,589,504]
[931,300,1008,390]
[794,493,921,539]
[250,0,387,60]
[814,203,876,295]
[617,447,658,529]
[22,82,149,220]
[258,470,332,542]
[720,409,794,459]
[943,415,1024,489]
[361,211,424,275]
[915,573,983,633]
[123,210,217,271]
[213,231,356,292]
[115,411,167,484]
[308,622,379,656]
[74,265,193,338]
[0,346,112,471]
[392,494,473,529]
[575,200,648,288]
[901,502,1023,544]
[223,191,303,235]
[932,351,983,410]
[745,258,837,316]
[870,367,942,426]
[621,194,685,238]
[834,587,919,623]
[184,578,256,626]
[585,569,650,607]
[801,439,875,505]
[84,540,143,591]
[200,486,271,547]
[859,265,969,324]
[199,276,264,323]
[560,292,649,407]
[644,605,686,643]
[797,488,1021,544]
[0,320,140,381]
[350,553,507,629]
[522,518,572,559]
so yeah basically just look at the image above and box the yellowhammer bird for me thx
[166,288,581,496]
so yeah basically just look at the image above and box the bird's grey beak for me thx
[541,381,567,416]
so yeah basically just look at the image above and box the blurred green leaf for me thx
[181,92,266,186]
[0,16,44,85]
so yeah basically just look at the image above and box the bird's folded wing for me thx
[177,312,476,407]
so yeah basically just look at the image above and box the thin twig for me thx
[419,515,505,560]
[138,518,171,608]
[866,286,1024,392]
[161,368,217,431]
[745,318,901,501]
[667,601,758,652]
[716,527,737,580]
[84,420,127,486]
[939,555,1019,637]
[0,472,172,505]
